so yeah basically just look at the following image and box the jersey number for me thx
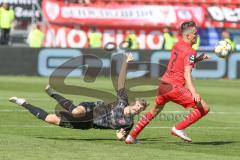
[170,52,178,69]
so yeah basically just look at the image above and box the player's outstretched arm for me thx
[194,53,209,63]
[117,52,133,90]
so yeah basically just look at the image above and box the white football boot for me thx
[45,85,56,97]
[171,126,192,142]
[9,97,26,106]
[125,135,140,144]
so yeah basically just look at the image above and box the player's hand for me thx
[192,92,201,103]
[198,53,210,61]
[116,128,126,141]
[125,52,134,62]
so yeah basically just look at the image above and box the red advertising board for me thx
[41,1,240,48]
[43,24,165,49]
[42,0,205,28]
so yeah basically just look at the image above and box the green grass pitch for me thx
[0,76,240,160]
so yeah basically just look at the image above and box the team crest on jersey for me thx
[189,54,195,64]
[118,118,126,125]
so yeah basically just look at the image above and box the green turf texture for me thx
[0,76,240,160]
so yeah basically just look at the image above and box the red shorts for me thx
[155,81,197,108]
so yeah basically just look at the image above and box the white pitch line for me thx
[162,111,240,114]
[0,110,54,112]
[0,98,50,101]
[0,125,54,128]
[147,126,240,130]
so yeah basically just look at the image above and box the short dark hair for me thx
[180,21,196,33]
[135,98,149,110]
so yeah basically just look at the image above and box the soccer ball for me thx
[214,40,232,58]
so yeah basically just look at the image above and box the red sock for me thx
[175,107,209,130]
[130,112,154,139]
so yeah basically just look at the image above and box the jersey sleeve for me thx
[184,51,197,68]
[117,88,128,104]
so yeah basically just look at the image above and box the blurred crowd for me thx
[87,26,237,52]
[0,3,14,45]
[161,26,236,52]
[0,2,44,48]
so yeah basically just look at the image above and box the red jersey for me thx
[162,39,197,86]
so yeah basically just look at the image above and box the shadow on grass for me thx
[36,137,117,141]
[36,136,164,142]
[138,137,165,144]
[139,137,164,141]
[191,141,237,145]
[169,141,237,146]
[36,137,235,146]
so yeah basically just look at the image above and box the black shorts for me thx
[56,102,96,130]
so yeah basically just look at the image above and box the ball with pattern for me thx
[214,40,232,58]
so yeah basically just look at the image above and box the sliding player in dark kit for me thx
[9,53,148,140]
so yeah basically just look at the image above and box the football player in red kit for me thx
[126,21,210,143]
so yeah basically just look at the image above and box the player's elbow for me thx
[184,66,193,80]
[184,71,192,84]
[184,70,191,79]
[184,73,192,87]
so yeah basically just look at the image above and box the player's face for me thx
[188,27,199,45]
[131,101,145,115]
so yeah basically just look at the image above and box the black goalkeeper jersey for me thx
[92,88,134,133]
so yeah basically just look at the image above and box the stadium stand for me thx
[4,0,240,50]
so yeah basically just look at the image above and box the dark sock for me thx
[22,102,48,121]
[51,94,77,113]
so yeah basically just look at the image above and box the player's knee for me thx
[154,100,165,109]
[149,103,164,115]
[201,101,210,115]
[72,106,86,118]
[198,104,210,116]
[197,99,210,115]
[203,105,210,115]
[45,114,60,125]
[155,98,165,108]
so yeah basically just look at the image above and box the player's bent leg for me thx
[173,98,210,142]
[45,114,61,125]
[175,98,210,130]
[45,85,79,114]
[71,105,87,118]
[9,97,49,121]
[149,103,165,116]
[197,99,210,114]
